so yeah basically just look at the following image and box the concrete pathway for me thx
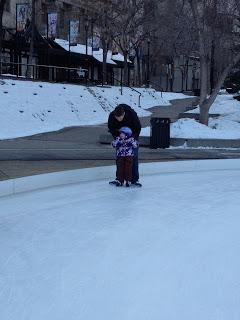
[140,97,197,127]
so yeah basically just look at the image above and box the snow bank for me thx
[170,94,240,139]
[188,94,240,115]
[141,117,240,140]
[171,118,240,139]
[141,94,240,140]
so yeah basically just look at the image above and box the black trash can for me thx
[150,117,170,149]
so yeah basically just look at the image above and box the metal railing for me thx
[0,61,89,84]
[101,70,142,108]
[0,61,145,107]
[148,80,164,98]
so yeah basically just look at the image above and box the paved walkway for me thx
[140,97,197,126]
[1,97,240,181]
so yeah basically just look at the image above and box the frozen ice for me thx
[0,164,240,320]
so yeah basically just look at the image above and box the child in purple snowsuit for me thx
[112,127,138,187]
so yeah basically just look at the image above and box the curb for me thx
[178,113,220,120]
[99,134,240,148]
[0,159,240,198]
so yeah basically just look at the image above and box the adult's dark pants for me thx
[132,146,139,183]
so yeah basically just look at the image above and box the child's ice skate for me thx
[131,181,142,187]
[115,180,123,187]
[109,179,119,186]
[109,179,123,187]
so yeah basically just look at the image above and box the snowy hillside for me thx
[0,78,189,140]
[1,77,240,141]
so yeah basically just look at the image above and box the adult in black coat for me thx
[108,104,142,186]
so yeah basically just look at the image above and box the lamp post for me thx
[91,18,94,55]
[147,37,150,88]
[85,18,89,56]
[91,18,95,82]
[84,17,89,84]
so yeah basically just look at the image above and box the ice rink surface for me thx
[0,164,240,320]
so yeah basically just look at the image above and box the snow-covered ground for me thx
[0,78,189,140]
[186,93,240,115]
[1,77,240,141]
[141,93,240,140]
[172,94,240,139]
[0,160,240,320]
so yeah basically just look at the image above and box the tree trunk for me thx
[199,101,210,125]
[123,52,128,85]
[27,0,36,78]
[0,1,6,75]
[136,48,142,86]
[0,10,3,75]
[210,40,215,93]
[199,51,240,125]
[102,39,107,85]
[199,56,208,105]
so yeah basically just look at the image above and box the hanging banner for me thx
[16,3,30,32]
[87,37,92,48]
[48,13,58,39]
[69,20,79,46]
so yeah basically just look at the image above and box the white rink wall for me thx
[1,159,240,198]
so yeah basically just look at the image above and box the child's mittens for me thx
[125,138,138,148]
[112,137,123,148]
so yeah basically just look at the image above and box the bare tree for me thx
[188,0,240,125]
[111,0,155,85]
[81,0,115,84]
[152,0,197,91]
[97,0,113,84]
[81,0,154,85]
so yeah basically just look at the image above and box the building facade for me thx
[2,0,89,41]
[1,0,129,84]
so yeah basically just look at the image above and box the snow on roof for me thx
[55,38,117,65]
[111,53,131,63]
[92,48,117,65]
[55,38,89,55]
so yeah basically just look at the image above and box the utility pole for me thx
[0,0,6,75]
[84,17,89,84]
[147,38,150,88]
[27,0,36,78]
